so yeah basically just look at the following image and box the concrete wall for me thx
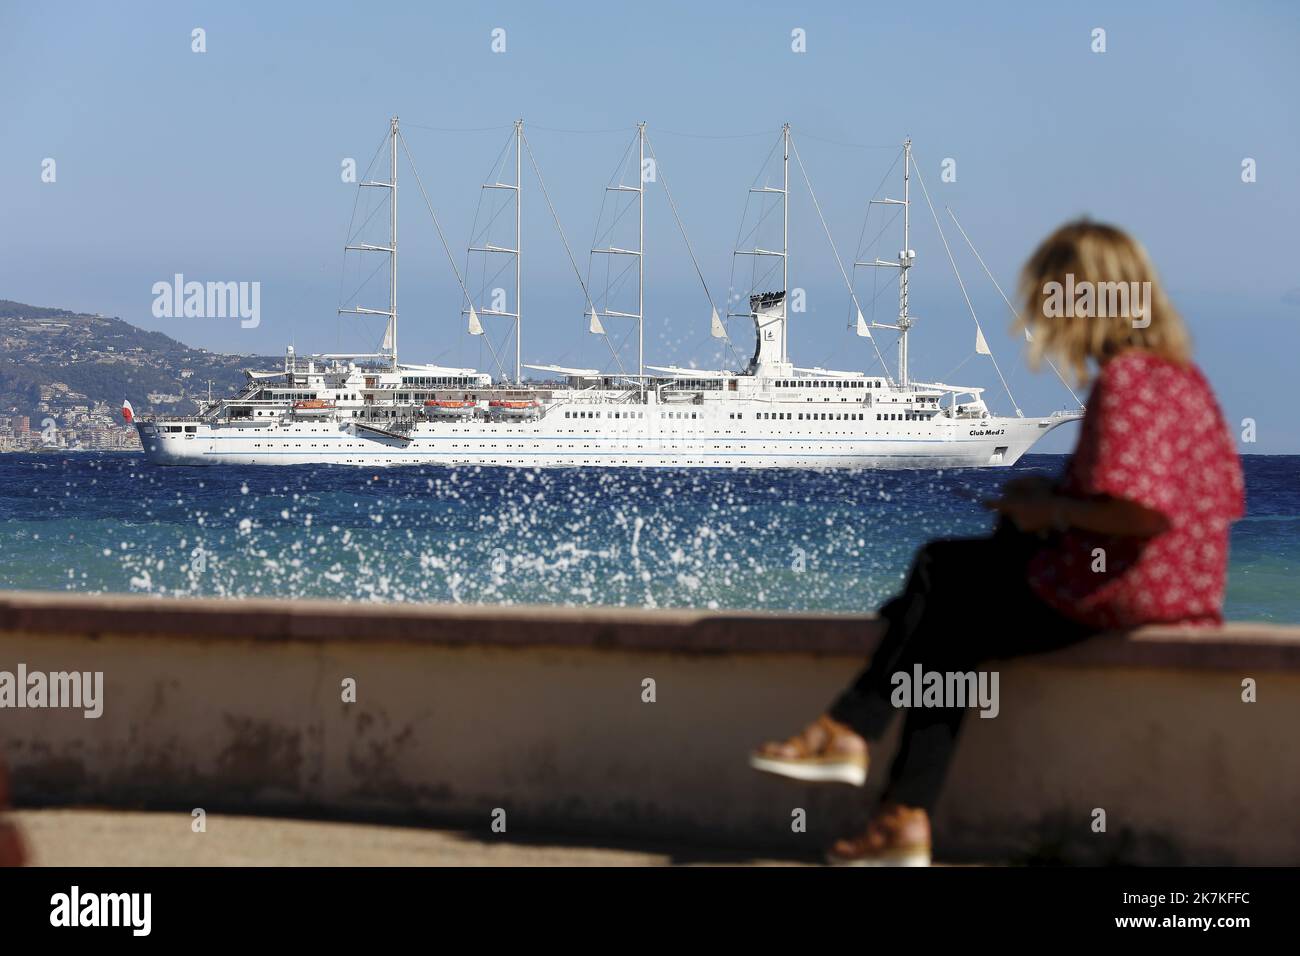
[1,591,1297,864]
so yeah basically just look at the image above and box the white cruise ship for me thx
[133,118,1081,469]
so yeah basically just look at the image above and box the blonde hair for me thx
[1015,220,1190,384]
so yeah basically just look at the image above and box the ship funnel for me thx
[746,290,786,372]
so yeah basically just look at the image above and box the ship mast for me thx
[637,121,645,383]
[588,123,646,384]
[515,119,522,384]
[338,115,401,369]
[899,137,913,388]
[466,121,524,382]
[731,124,791,364]
[858,138,915,388]
[389,115,398,370]
[782,122,789,364]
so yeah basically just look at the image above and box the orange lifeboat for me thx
[424,398,477,420]
[292,399,335,416]
[488,398,542,420]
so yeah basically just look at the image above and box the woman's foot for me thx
[826,803,932,867]
[748,714,868,786]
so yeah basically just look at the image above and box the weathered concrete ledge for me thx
[1,590,1297,864]
[2,589,1295,666]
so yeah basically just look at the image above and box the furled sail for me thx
[855,308,873,339]
[710,306,726,339]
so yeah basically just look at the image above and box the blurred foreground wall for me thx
[1,592,1296,864]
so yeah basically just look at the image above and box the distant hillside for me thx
[0,299,279,419]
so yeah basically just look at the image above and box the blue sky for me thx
[2,0,1297,451]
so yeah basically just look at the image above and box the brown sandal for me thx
[749,714,868,786]
[826,803,931,866]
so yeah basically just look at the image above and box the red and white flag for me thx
[121,400,135,424]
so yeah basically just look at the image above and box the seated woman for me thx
[750,220,1245,866]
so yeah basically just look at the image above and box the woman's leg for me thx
[751,523,1050,786]
[824,530,1095,865]
[878,583,1089,813]
[828,521,1045,742]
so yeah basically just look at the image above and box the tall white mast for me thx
[899,137,913,388]
[857,138,916,388]
[468,121,523,382]
[732,124,790,363]
[389,115,398,370]
[589,123,646,383]
[339,116,400,368]
[515,119,522,384]
[637,121,645,382]
[782,122,789,364]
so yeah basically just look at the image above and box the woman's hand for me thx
[984,495,1061,534]
[984,492,1171,538]
[999,474,1057,500]
[985,475,1062,534]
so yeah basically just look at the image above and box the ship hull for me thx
[136,414,1075,469]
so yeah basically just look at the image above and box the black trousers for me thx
[828,520,1095,811]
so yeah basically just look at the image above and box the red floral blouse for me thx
[1027,350,1245,629]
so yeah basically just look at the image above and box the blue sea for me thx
[0,453,1295,622]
